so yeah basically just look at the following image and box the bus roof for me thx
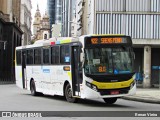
[16,34,130,50]
[16,37,79,50]
[83,34,126,37]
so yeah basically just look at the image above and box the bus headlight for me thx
[132,74,136,80]
[130,74,136,89]
[130,81,135,89]
[86,81,97,91]
[92,85,97,91]
[86,81,92,88]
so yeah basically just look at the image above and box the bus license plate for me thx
[110,91,119,95]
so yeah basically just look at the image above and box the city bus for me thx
[15,34,136,104]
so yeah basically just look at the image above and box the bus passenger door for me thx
[22,51,27,89]
[71,46,82,96]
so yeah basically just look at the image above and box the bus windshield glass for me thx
[84,47,133,75]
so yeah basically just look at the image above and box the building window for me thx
[44,34,47,39]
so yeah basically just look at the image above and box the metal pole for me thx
[0,41,7,50]
[110,0,112,34]
[4,41,7,50]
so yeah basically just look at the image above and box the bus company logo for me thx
[43,69,50,73]
[111,80,118,82]
[2,112,11,117]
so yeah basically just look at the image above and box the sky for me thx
[31,0,47,16]
[31,0,47,32]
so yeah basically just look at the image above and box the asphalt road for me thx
[1,84,160,111]
[0,84,160,119]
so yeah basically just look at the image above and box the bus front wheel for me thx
[30,80,38,96]
[103,98,117,104]
[65,84,77,103]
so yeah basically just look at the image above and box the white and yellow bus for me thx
[15,34,136,104]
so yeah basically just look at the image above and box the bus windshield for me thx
[84,47,134,75]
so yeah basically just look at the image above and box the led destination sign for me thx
[91,38,122,44]
[85,36,131,46]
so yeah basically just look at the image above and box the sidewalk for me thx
[123,88,160,104]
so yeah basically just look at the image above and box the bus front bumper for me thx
[81,83,136,99]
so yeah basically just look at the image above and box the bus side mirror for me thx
[80,53,85,68]
[132,52,135,60]
[80,53,84,62]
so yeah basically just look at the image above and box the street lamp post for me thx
[110,0,113,34]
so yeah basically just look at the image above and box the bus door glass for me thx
[22,50,27,89]
[71,46,82,96]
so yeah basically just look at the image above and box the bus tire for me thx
[30,80,38,96]
[103,98,117,104]
[65,84,77,103]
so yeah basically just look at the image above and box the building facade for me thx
[55,0,62,24]
[75,0,160,88]
[21,0,32,45]
[11,0,21,25]
[61,0,76,37]
[33,5,50,41]
[51,24,61,37]
[47,0,56,37]
[47,0,62,37]
[0,0,23,83]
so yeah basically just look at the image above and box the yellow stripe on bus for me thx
[20,72,22,78]
[92,78,133,89]
[60,39,71,44]
[67,72,72,80]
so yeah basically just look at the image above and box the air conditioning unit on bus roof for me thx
[34,37,79,46]
[33,37,57,46]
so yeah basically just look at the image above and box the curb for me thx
[122,96,160,104]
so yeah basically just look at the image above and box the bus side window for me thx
[34,48,41,65]
[60,45,70,64]
[55,46,60,64]
[26,49,33,65]
[51,46,60,64]
[51,47,56,64]
[43,48,50,64]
